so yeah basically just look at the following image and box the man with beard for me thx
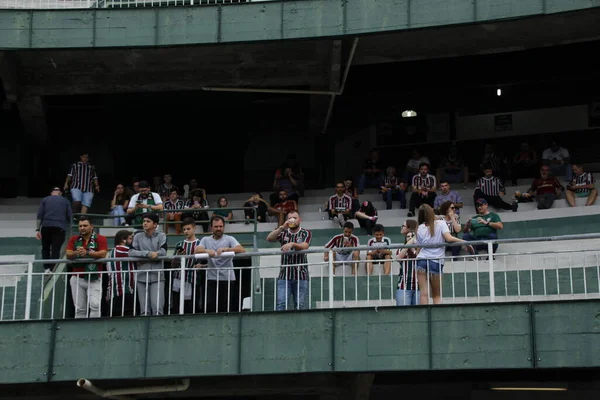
[126,180,164,228]
[194,215,245,313]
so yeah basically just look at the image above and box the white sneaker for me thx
[337,216,344,228]
[332,216,340,227]
[44,269,52,274]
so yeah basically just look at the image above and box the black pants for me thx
[41,226,66,271]
[171,281,203,314]
[109,294,136,317]
[206,280,238,313]
[473,189,513,212]
[409,192,436,214]
[358,218,376,235]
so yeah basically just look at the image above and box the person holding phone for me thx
[324,221,360,276]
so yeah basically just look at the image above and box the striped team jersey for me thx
[571,172,596,194]
[106,245,136,298]
[475,176,505,196]
[325,234,360,255]
[164,198,186,211]
[411,174,436,190]
[396,249,418,291]
[382,175,405,190]
[277,228,312,281]
[367,237,392,249]
[68,162,97,192]
[173,239,201,283]
[327,194,352,212]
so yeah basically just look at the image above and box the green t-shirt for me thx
[468,212,501,238]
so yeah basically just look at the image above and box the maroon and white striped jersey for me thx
[411,174,436,190]
[328,194,352,212]
[276,228,312,281]
[325,234,360,255]
[68,162,97,192]
[475,176,505,196]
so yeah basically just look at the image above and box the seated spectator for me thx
[463,198,503,258]
[509,142,538,185]
[542,139,571,182]
[182,189,209,233]
[380,166,407,210]
[280,153,305,197]
[408,163,437,217]
[565,163,597,207]
[403,148,430,187]
[366,224,392,275]
[473,165,518,213]
[480,143,507,183]
[433,180,463,216]
[126,180,164,228]
[355,200,378,236]
[268,190,298,226]
[213,196,233,223]
[243,192,269,223]
[110,183,130,226]
[326,182,353,229]
[357,149,384,194]
[436,144,468,188]
[157,173,179,202]
[514,165,563,210]
[163,188,185,234]
[270,167,300,206]
[323,221,361,276]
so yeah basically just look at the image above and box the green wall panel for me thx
[157,7,219,45]
[345,0,409,34]
[0,11,30,49]
[221,2,282,42]
[282,0,344,39]
[334,307,430,371]
[546,0,600,13]
[0,321,51,383]
[410,0,474,28]
[31,11,94,48]
[240,311,334,374]
[95,9,158,47]
[52,318,146,380]
[145,315,240,377]
[431,305,532,369]
[475,0,543,21]
[533,301,600,368]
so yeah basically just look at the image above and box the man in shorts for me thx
[324,221,360,275]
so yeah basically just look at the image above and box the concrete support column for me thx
[16,96,49,196]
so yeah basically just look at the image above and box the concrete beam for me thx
[0,52,19,102]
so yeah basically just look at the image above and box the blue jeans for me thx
[463,232,498,254]
[383,190,406,209]
[276,279,308,310]
[110,205,126,226]
[396,289,419,306]
[358,174,382,194]
[70,188,94,208]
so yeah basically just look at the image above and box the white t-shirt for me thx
[542,147,569,162]
[406,156,431,170]
[415,220,450,264]
[128,192,163,213]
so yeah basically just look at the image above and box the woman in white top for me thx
[415,204,472,305]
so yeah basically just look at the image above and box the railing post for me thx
[24,262,33,320]
[179,256,186,315]
[328,249,334,308]
[487,241,495,302]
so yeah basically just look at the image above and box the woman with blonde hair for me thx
[415,204,473,304]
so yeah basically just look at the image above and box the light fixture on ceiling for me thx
[497,88,502,96]
[490,382,567,392]
[402,109,417,118]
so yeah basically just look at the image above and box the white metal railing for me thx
[1,233,600,322]
[0,0,264,9]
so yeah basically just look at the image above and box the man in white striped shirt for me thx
[565,163,597,207]
[63,152,99,216]
[407,163,437,217]
[473,165,518,213]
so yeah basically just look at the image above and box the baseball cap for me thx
[475,198,488,205]
[51,186,62,192]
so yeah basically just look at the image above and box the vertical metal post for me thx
[328,250,334,308]
[24,262,33,320]
[179,256,186,314]
[487,241,495,302]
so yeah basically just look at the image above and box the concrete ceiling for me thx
[4,7,600,99]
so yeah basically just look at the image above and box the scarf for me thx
[134,193,157,226]
[73,232,101,280]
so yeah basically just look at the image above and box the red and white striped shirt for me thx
[325,234,360,255]
[328,194,352,212]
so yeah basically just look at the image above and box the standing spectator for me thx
[195,215,246,313]
[129,213,168,316]
[395,219,419,306]
[171,218,203,314]
[63,152,100,216]
[65,216,108,318]
[36,186,72,273]
[105,230,136,317]
[266,211,312,310]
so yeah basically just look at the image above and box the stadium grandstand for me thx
[1,0,600,399]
